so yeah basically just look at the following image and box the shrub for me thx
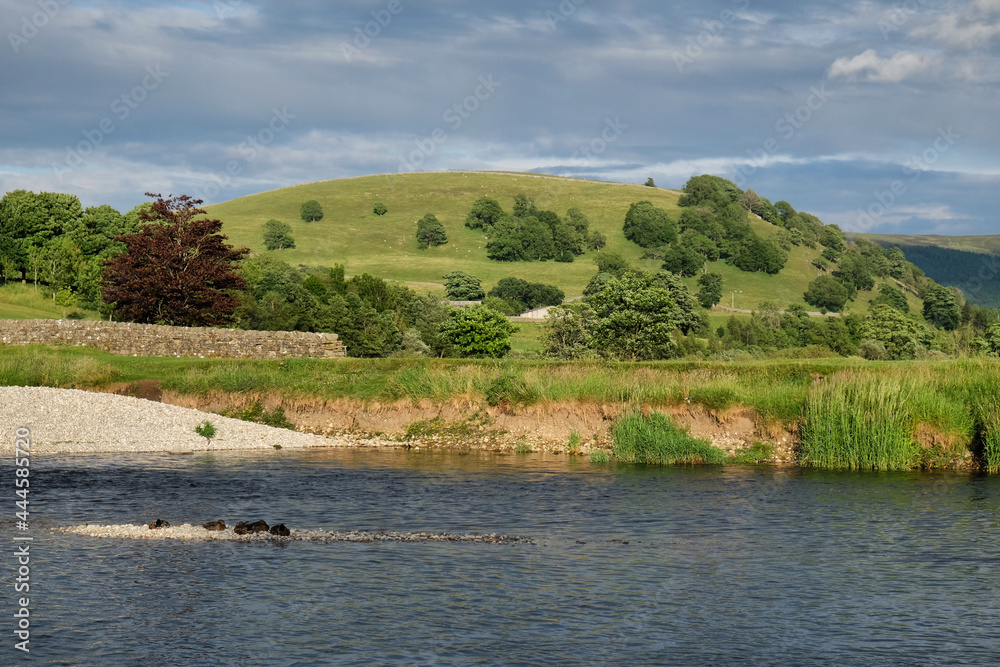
[612,412,726,465]
[373,203,388,216]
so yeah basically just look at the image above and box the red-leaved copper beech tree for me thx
[101,194,249,326]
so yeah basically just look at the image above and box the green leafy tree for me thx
[870,284,909,313]
[804,275,850,312]
[677,175,742,208]
[542,303,596,360]
[262,219,295,250]
[441,305,517,358]
[729,234,787,274]
[485,215,525,261]
[588,272,682,360]
[300,200,324,223]
[416,213,448,249]
[520,216,556,260]
[593,251,630,278]
[661,245,703,277]
[644,177,656,187]
[443,271,485,301]
[585,230,607,251]
[860,305,925,360]
[373,203,388,216]
[623,201,677,248]
[512,194,539,219]
[922,285,961,330]
[488,277,564,312]
[465,196,505,230]
[566,208,590,234]
[819,224,846,252]
[696,273,723,308]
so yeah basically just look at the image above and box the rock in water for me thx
[202,520,226,531]
[234,520,269,535]
[270,524,290,537]
[148,519,170,529]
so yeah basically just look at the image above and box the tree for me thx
[416,213,448,249]
[729,234,787,274]
[677,174,742,208]
[644,177,656,187]
[520,216,556,260]
[512,194,538,219]
[594,251,630,277]
[870,283,909,313]
[488,277,564,312]
[860,305,925,360]
[465,196,505,230]
[661,245,703,277]
[585,230,607,251]
[819,224,846,252]
[262,219,295,250]
[566,208,590,235]
[485,215,524,261]
[922,285,961,330]
[542,303,596,359]
[441,305,517,358]
[587,272,682,360]
[804,275,850,312]
[373,203,388,216]
[696,273,723,308]
[300,200,324,222]
[102,194,249,326]
[443,271,485,300]
[623,201,677,248]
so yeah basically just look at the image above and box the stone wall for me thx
[0,319,345,359]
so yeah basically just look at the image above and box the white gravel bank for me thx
[63,523,530,544]
[0,386,350,454]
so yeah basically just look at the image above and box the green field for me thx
[0,284,101,321]
[852,232,1000,256]
[207,171,870,310]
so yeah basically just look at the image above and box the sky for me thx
[1,0,998,235]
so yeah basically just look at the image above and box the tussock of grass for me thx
[730,441,776,465]
[612,412,727,465]
[801,374,917,471]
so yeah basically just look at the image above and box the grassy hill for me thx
[0,284,101,320]
[207,171,912,312]
[850,233,1000,309]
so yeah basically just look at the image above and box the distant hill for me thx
[850,233,1000,309]
[206,171,918,312]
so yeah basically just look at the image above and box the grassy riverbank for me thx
[2,345,999,470]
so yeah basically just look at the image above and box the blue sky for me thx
[1,0,998,234]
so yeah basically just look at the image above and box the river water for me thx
[6,449,1000,665]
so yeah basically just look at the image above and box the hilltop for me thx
[850,232,1000,309]
[207,171,917,312]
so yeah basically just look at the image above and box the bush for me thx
[373,203,388,216]
[858,339,889,361]
[488,277,564,312]
[612,412,727,465]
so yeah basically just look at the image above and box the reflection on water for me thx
[10,449,1000,665]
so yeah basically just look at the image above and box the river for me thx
[7,449,1000,665]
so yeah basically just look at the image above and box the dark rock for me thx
[234,520,269,535]
[148,519,170,529]
[202,520,226,531]
[270,524,290,537]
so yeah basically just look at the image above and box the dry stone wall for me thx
[0,319,345,359]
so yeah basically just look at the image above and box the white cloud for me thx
[827,49,934,82]
[910,0,1000,49]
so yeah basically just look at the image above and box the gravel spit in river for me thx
[0,386,356,454]
[62,524,532,545]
